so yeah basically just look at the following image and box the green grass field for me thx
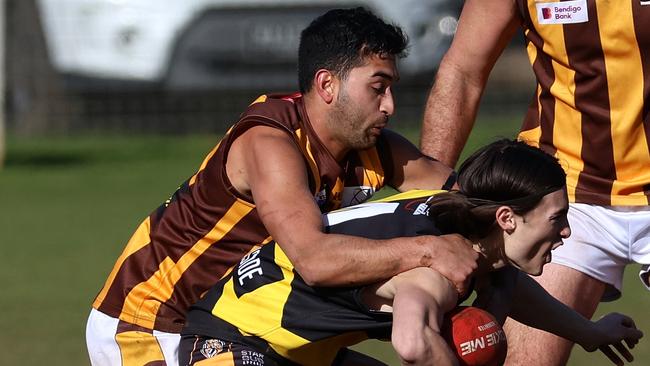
[1,117,648,365]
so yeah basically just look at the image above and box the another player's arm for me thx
[509,273,643,365]
[420,0,520,167]
[382,129,458,191]
[363,267,459,366]
[229,125,477,288]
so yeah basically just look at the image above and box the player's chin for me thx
[530,252,552,274]
[356,136,378,150]
[525,261,546,276]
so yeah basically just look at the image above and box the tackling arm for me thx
[382,129,458,192]
[230,126,477,289]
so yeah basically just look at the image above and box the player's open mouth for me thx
[551,240,563,250]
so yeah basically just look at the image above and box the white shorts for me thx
[550,203,650,301]
[86,308,180,366]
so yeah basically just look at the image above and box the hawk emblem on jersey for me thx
[200,339,225,358]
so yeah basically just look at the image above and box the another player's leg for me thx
[503,263,606,365]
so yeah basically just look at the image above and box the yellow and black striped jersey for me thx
[516,0,650,205]
[183,190,444,366]
[92,93,390,333]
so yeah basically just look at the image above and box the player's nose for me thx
[380,87,395,117]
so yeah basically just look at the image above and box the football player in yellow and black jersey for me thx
[85,7,478,366]
[181,191,437,366]
[180,140,642,366]
[422,1,650,364]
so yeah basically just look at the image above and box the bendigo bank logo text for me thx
[542,5,583,20]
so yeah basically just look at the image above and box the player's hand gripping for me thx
[580,312,643,366]
[426,234,478,296]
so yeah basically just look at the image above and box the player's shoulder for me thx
[241,93,303,125]
[373,189,445,203]
[228,93,304,143]
[376,190,446,218]
[323,190,445,231]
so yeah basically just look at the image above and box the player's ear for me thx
[495,206,516,234]
[314,69,337,104]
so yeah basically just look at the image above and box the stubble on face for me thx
[328,86,377,150]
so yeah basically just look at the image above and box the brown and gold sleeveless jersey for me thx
[516,0,650,205]
[92,93,390,333]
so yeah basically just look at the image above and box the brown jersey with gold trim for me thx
[516,0,650,205]
[92,93,390,333]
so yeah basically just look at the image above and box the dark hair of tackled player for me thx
[429,139,566,239]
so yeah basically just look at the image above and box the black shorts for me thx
[179,335,279,366]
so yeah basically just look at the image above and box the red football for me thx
[441,306,507,366]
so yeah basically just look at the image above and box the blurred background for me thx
[2,0,647,365]
[6,0,533,136]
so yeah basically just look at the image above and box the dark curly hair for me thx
[298,7,408,93]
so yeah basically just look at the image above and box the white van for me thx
[36,0,461,90]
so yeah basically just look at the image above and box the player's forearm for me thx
[420,60,485,167]
[391,278,457,366]
[509,274,593,343]
[292,234,433,287]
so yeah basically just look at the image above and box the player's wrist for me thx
[574,320,601,351]
[415,236,435,268]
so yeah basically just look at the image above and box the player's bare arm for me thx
[509,274,643,365]
[420,0,520,167]
[363,267,459,365]
[227,125,476,288]
[383,128,457,191]
[382,128,479,294]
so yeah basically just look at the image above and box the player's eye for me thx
[550,214,567,225]
[372,85,386,94]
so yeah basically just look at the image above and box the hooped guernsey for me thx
[91,93,391,333]
[516,0,650,205]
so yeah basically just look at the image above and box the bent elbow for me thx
[393,326,458,366]
[301,277,320,287]
[292,257,328,287]
[393,336,428,365]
